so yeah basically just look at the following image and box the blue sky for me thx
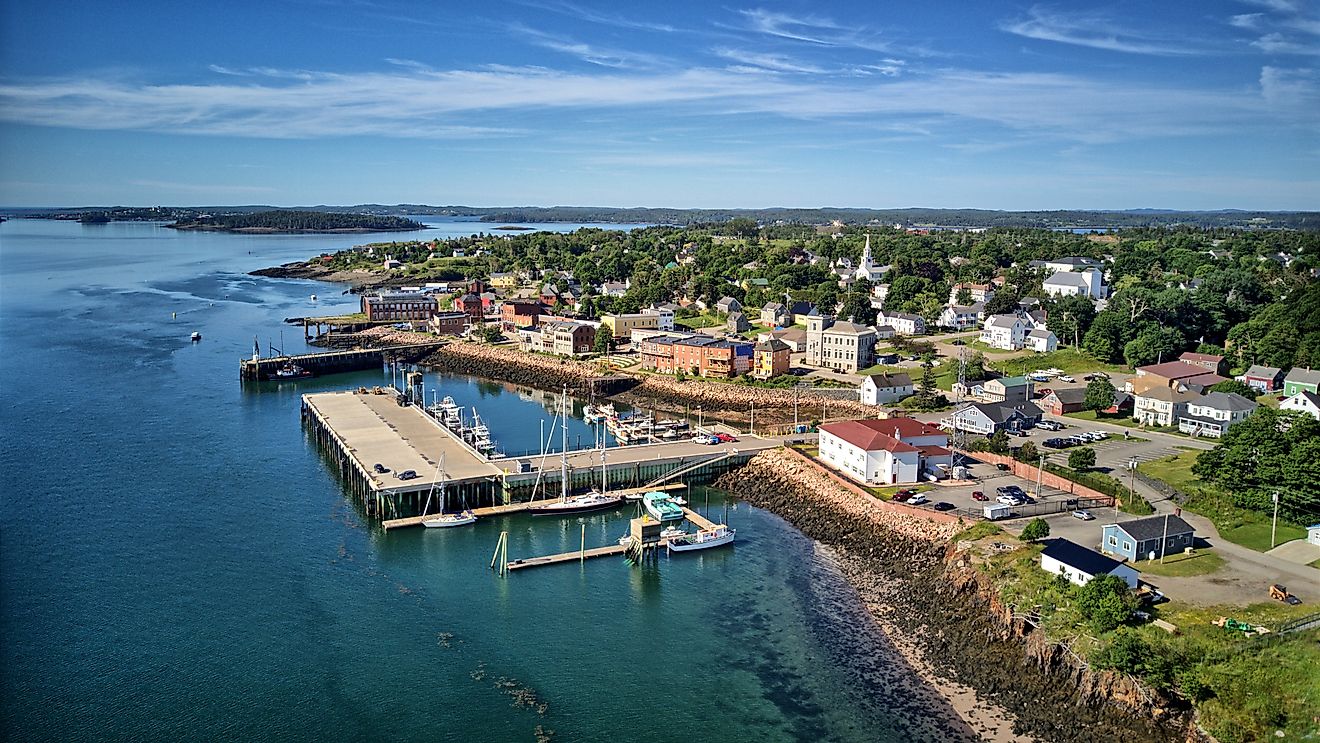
[1,0,1317,209]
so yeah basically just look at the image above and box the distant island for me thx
[166,210,427,234]
[493,225,534,231]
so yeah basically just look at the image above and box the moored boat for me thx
[274,362,312,379]
[667,525,736,552]
[643,491,684,522]
[423,510,477,528]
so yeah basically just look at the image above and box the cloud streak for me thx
[1002,6,1203,55]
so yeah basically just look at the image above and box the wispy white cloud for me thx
[1230,0,1320,56]
[1252,33,1320,54]
[1002,5,1202,55]
[736,8,893,53]
[1259,66,1320,108]
[1230,13,1264,29]
[712,48,825,74]
[0,62,1307,146]
[511,25,667,68]
[515,0,676,33]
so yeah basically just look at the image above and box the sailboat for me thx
[529,388,623,517]
[422,454,477,528]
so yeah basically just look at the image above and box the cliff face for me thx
[716,449,1198,743]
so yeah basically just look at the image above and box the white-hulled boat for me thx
[667,525,735,552]
[423,510,477,528]
[619,525,686,546]
[528,388,623,517]
[643,491,684,522]
[437,396,463,428]
[190,331,202,342]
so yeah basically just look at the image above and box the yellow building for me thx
[488,272,519,289]
[601,312,660,338]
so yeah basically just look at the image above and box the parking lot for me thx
[902,460,1099,522]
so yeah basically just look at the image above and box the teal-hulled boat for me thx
[643,491,684,522]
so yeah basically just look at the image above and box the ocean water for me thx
[0,218,959,742]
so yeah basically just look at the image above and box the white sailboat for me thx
[421,454,477,528]
[529,388,623,516]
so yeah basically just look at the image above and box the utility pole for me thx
[1271,491,1280,549]
[1036,453,1045,500]
[1124,456,1136,520]
[1159,512,1170,564]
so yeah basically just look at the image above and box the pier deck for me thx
[681,507,716,530]
[304,390,502,493]
[507,543,632,570]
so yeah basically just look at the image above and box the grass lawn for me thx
[1140,451,1308,551]
[990,348,1129,378]
[964,339,1018,355]
[1310,558,1320,569]
[675,315,720,330]
[1134,549,1226,577]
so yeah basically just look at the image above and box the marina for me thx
[240,342,442,381]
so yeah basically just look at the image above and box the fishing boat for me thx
[667,525,736,552]
[529,390,623,517]
[643,491,684,522]
[436,396,463,428]
[420,454,477,528]
[190,331,202,342]
[618,524,686,546]
[274,362,312,379]
[583,403,613,423]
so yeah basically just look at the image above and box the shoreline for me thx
[715,449,1193,743]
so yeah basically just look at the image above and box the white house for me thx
[640,306,675,332]
[938,303,984,331]
[1042,268,1107,299]
[818,418,951,485]
[1177,392,1258,437]
[948,282,995,304]
[1280,390,1320,421]
[879,311,925,336]
[1133,385,1199,427]
[981,314,1029,350]
[1025,328,1058,353]
[859,372,914,405]
[1032,256,1104,273]
[1040,540,1140,589]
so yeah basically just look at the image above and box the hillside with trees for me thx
[167,210,426,233]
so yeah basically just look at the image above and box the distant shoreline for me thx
[167,224,427,235]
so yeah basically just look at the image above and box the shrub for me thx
[1075,574,1138,632]
[1068,446,1097,471]
[1020,518,1050,541]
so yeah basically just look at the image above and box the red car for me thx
[892,492,911,502]
[971,491,988,501]
[715,433,738,443]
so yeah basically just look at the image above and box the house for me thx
[1133,385,1199,427]
[1242,364,1284,393]
[715,296,742,314]
[1102,515,1195,562]
[488,272,518,289]
[1177,392,1258,437]
[818,417,951,485]
[752,338,791,380]
[382,258,403,270]
[1025,328,1058,353]
[360,292,440,321]
[1280,390,1320,420]
[501,300,544,330]
[426,311,469,336]
[948,282,995,304]
[983,376,1033,403]
[943,401,1043,434]
[1031,256,1104,273]
[759,327,807,353]
[479,291,500,313]
[601,312,660,338]
[533,320,597,357]
[1105,391,1134,416]
[1040,539,1140,589]
[1283,367,1320,396]
[1178,352,1226,376]
[1042,268,1106,299]
[640,306,675,332]
[1040,387,1087,415]
[938,303,984,331]
[859,372,914,405]
[600,281,629,297]
[727,311,750,334]
[879,311,925,336]
[804,314,877,373]
[981,314,1029,350]
[654,335,754,378]
[1132,361,1228,392]
[760,302,789,328]
[787,301,816,324]
[1308,524,1320,547]
[456,293,485,322]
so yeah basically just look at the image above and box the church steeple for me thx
[861,234,873,268]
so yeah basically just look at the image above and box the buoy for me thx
[172,312,177,319]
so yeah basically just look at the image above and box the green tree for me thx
[1068,447,1097,471]
[955,287,973,305]
[987,429,1010,454]
[1083,377,1116,412]
[1123,326,1184,368]
[479,324,503,343]
[1075,574,1138,632]
[1020,518,1050,541]
[592,328,613,355]
[1083,312,1129,364]
[1014,440,1039,463]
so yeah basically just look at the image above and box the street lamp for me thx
[1271,491,1281,549]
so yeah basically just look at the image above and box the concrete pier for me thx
[242,343,441,381]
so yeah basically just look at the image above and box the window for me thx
[1123,541,1132,552]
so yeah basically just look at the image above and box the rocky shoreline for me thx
[715,449,1196,743]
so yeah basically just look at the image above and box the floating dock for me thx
[380,483,687,530]
[242,343,441,381]
[506,543,631,571]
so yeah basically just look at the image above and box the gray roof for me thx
[1046,387,1087,404]
[1113,515,1194,542]
[1027,328,1055,339]
[1285,367,1320,386]
[984,313,1023,329]
[962,401,1043,423]
[825,321,875,336]
[863,372,912,388]
[1041,539,1128,577]
[1192,391,1258,413]
[762,302,784,312]
[1043,270,1092,288]
[1244,364,1282,379]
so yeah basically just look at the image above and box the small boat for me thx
[190,331,202,342]
[274,363,312,379]
[667,525,736,552]
[624,491,646,502]
[310,294,318,301]
[618,525,687,546]
[670,496,688,507]
[643,491,684,522]
[423,510,477,528]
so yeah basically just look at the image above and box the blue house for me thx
[1102,515,1195,561]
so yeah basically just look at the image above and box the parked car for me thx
[996,463,1011,471]
[1072,509,1095,521]
[898,488,919,496]
[373,462,389,474]
[1038,421,1062,431]
[971,491,988,501]
[951,339,966,346]
[396,469,418,480]
[892,492,911,502]
[907,494,929,505]
[933,501,956,511]
[996,494,1018,506]
[715,433,737,443]
[1059,375,1076,382]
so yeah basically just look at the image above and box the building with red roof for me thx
[818,417,952,485]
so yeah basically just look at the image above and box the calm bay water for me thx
[0,218,954,742]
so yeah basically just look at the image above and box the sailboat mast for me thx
[560,386,569,502]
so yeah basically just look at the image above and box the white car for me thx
[996,494,1018,506]
[1059,375,1076,383]
[907,493,929,505]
